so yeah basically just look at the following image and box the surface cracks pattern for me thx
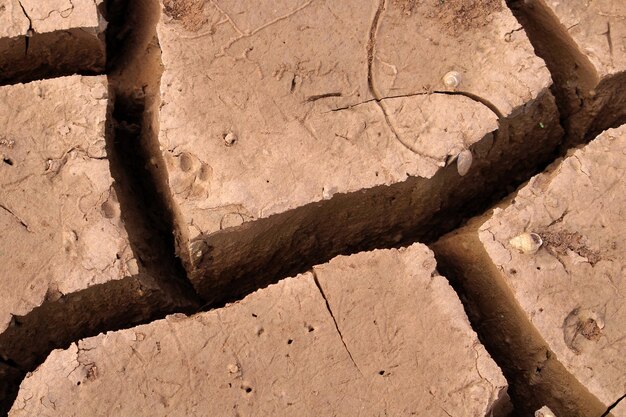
[366,0,434,160]
[311,270,363,377]
[3,0,626,415]
[364,0,501,162]
[329,90,503,120]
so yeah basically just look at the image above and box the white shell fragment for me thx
[509,232,543,254]
[443,71,462,89]
[535,406,556,417]
[456,149,473,176]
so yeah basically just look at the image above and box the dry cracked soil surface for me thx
[0,0,625,416]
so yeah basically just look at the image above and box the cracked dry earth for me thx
[0,0,625,416]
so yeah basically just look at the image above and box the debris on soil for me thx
[162,0,208,31]
[541,230,601,265]
[426,0,503,34]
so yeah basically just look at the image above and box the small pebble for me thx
[224,132,237,146]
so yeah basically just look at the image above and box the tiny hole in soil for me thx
[251,313,257,318]
[3,157,13,166]
[243,386,253,393]
[307,325,314,332]
[536,266,541,271]
[378,370,385,375]
[76,381,81,386]
[287,339,293,345]
[509,269,517,275]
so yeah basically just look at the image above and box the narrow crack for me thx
[504,26,524,42]
[306,92,343,102]
[311,270,363,376]
[329,90,503,120]
[604,21,613,64]
[435,91,504,120]
[0,204,30,232]
[328,87,501,166]
[17,0,34,56]
[600,392,626,417]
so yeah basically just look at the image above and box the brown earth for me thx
[0,0,106,84]
[433,125,626,417]
[9,245,507,417]
[0,0,625,416]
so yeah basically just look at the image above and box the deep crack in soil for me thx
[1,0,626,415]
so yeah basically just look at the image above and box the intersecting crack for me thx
[365,0,501,162]
[365,0,434,160]
[329,90,503,120]
[505,0,602,145]
[311,270,363,376]
[17,0,33,55]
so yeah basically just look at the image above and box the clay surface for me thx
[9,245,505,416]
[314,245,507,416]
[542,0,625,78]
[17,0,104,34]
[0,0,105,84]
[154,0,551,270]
[438,125,626,413]
[0,76,135,335]
[0,0,29,38]
[4,0,626,415]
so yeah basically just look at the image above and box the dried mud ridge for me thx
[1,0,625,416]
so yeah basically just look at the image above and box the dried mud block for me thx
[153,0,562,302]
[0,76,196,372]
[515,0,626,142]
[312,245,508,416]
[544,0,626,139]
[433,125,626,417]
[0,0,106,85]
[9,245,506,417]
